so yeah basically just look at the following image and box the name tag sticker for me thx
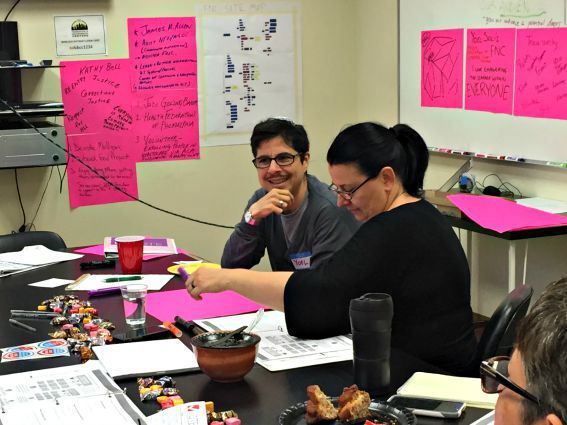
[290,251,311,270]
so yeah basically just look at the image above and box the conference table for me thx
[0,250,491,424]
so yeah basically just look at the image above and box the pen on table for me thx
[12,311,61,320]
[103,276,142,283]
[10,309,60,315]
[163,321,182,337]
[9,318,37,332]
[88,287,122,297]
[174,315,206,335]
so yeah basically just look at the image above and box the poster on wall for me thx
[54,15,107,56]
[198,2,303,146]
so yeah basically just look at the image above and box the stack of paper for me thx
[396,372,498,409]
[0,361,147,424]
[0,245,83,277]
[103,237,177,259]
[92,339,199,379]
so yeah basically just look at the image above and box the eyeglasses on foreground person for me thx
[480,356,539,404]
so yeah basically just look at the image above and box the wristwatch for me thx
[244,210,256,226]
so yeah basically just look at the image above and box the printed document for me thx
[0,361,146,424]
[195,311,353,371]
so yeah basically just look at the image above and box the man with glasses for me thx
[480,276,567,425]
[222,118,358,271]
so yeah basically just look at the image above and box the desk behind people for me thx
[0,251,489,424]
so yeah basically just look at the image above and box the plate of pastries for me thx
[278,384,417,425]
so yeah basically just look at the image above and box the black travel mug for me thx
[349,293,393,395]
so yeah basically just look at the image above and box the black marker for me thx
[9,318,37,332]
[80,259,116,270]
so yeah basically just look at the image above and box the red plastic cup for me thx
[115,236,144,274]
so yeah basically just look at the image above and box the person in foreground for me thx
[221,118,358,271]
[188,122,477,375]
[481,277,567,425]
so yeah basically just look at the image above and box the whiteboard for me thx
[399,0,567,164]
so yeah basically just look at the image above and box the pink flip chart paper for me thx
[465,28,515,114]
[61,59,134,135]
[447,194,567,233]
[514,28,567,119]
[128,17,198,92]
[421,29,464,108]
[132,90,199,162]
[143,289,265,323]
[66,133,138,208]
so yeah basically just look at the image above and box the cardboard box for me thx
[424,190,463,218]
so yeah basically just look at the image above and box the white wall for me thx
[1,0,565,315]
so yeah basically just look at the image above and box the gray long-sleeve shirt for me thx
[221,174,359,271]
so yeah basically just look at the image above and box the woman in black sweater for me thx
[185,122,477,376]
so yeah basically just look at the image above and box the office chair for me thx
[0,231,67,253]
[475,284,533,365]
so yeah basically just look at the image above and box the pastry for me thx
[337,384,371,421]
[305,385,338,423]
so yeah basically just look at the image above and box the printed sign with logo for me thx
[1,339,69,363]
[290,251,311,270]
[55,15,107,56]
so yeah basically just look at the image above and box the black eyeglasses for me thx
[252,153,301,169]
[328,176,373,201]
[480,356,540,405]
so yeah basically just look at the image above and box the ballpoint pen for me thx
[103,276,143,283]
[8,318,37,332]
[11,312,61,320]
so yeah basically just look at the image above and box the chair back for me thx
[0,231,67,253]
[476,284,533,363]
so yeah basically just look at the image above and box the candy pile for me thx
[138,376,184,409]
[40,294,114,361]
[208,413,241,425]
[206,403,240,424]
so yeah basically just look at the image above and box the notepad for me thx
[93,339,199,379]
[397,372,498,409]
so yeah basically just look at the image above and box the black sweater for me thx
[284,200,477,376]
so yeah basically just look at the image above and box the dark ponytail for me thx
[327,122,428,197]
[389,124,429,197]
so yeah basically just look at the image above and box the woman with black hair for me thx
[185,122,477,376]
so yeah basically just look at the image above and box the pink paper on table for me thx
[74,244,188,260]
[465,28,515,114]
[132,90,199,162]
[447,194,567,233]
[421,29,464,108]
[514,28,567,120]
[144,289,265,323]
[128,17,197,92]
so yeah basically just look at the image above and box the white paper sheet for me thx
[0,361,146,424]
[516,197,567,214]
[69,274,173,291]
[0,245,83,266]
[200,13,300,145]
[92,339,199,378]
[29,278,75,288]
[195,311,353,372]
